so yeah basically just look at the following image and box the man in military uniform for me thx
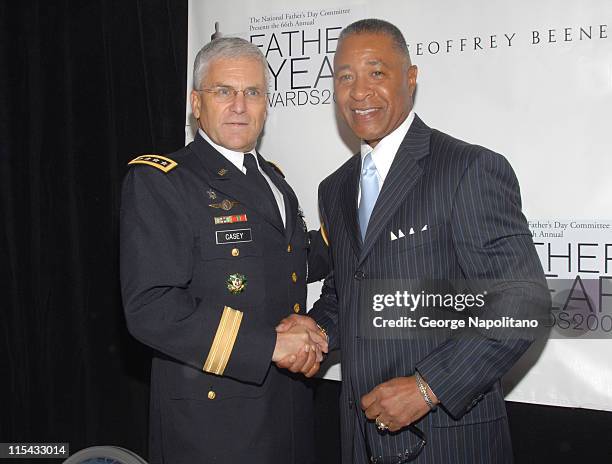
[120,37,327,464]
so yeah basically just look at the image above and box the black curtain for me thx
[1,0,187,458]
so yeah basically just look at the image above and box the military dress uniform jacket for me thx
[120,133,317,464]
[309,115,550,463]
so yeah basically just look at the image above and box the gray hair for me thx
[192,37,269,90]
[339,18,411,64]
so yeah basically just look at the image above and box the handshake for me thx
[271,315,328,378]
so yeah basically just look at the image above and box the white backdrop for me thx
[187,0,612,411]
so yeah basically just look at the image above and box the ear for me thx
[190,90,202,119]
[407,65,418,96]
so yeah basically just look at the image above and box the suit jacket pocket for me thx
[390,222,446,254]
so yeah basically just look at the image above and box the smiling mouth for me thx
[352,108,379,116]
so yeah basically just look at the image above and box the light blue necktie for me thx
[358,152,380,240]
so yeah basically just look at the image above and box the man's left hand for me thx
[360,376,438,432]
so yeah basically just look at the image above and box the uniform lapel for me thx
[190,134,285,234]
[358,115,431,265]
[259,154,298,244]
[340,155,362,258]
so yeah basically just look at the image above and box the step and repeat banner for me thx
[186,1,612,411]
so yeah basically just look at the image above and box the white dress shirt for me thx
[199,129,286,226]
[358,110,415,204]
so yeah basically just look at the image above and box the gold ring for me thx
[375,417,389,431]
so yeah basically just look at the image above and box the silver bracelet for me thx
[415,371,437,411]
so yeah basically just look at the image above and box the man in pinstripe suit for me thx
[277,19,549,463]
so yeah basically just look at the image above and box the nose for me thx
[349,76,373,101]
[229,91,247,113]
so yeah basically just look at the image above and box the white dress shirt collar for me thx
[199,128,258,173]
[198,128,286,226]
[360,110,415,184]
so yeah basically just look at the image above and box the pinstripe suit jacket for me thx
[310,115,549,463]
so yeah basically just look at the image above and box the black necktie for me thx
[243,153,283,227]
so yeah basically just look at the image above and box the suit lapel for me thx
[190,134,285,234]
[358,115,432,265]
[340,155,362,258]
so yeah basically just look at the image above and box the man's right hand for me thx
[274,315,328,377]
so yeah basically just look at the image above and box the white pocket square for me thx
[392,225,428,241]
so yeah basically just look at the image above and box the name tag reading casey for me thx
[216,228,253,244]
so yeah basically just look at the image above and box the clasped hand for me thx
[272,315,328,377]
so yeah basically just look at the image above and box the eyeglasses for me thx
[364,421,426,463]
[198,85,266,103]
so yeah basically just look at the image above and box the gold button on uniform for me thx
[291,272,298,283]
[207,390,216,400]
[293,303,301,313]
[287,244,292,253]
[231,248,240,257]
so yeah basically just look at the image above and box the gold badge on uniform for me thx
[227,273,247,294]
[127,154,178,173]
[217,168,228,176]
[209,199,238,211]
